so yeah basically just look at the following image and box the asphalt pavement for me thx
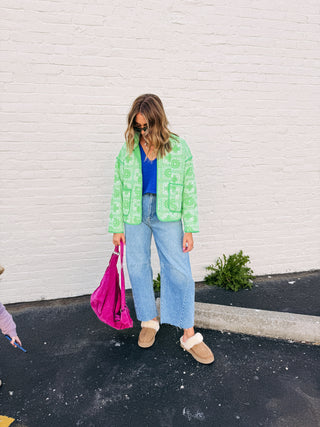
[0,271,319,427]
[195,270,320,316]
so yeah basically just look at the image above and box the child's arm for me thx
[0,303,22,347]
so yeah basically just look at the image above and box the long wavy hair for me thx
[125,94,177,158]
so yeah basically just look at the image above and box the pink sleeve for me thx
[0,303,17,337]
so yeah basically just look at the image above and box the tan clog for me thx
[180,332,214,364]
[138,320,160,348]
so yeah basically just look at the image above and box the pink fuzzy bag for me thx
[90,241,133,330]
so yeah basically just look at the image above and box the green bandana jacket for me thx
[108,134,199,234]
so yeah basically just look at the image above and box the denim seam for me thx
[179,278,189,328]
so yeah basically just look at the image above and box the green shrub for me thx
[204,250,255,291]
[153,273,161,292]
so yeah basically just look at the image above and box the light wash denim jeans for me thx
[125,193,195,329]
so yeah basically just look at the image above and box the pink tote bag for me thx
[90,241,133,330]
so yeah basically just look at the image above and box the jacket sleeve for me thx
[0,303,17,337]
[182,152,200,233]
[108,157,125,233]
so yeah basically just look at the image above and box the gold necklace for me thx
[141,142,156,160]
[141,137,148,147]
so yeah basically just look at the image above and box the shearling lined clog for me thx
[138,320,160,348]
[180,332,214,364]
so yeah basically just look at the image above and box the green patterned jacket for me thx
[108,134,199,234]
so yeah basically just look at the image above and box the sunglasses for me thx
[133,124,148,133]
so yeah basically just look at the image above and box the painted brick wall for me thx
[1,1,319,303]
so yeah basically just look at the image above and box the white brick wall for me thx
[1,1,319,303]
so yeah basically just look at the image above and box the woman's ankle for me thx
[183,327,195,342]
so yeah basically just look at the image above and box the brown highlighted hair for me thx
[125,94,177,158]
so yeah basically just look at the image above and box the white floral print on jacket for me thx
[108,134,199,234]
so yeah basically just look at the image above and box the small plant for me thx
[204,250,255,291]
[153,273,161,292]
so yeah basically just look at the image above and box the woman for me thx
[109,94,214,364]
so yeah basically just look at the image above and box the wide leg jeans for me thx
[125,193,195,329]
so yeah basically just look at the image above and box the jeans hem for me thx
[160,319,194,330]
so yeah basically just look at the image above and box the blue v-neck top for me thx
[139,143,157,194]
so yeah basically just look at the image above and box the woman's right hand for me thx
[113,233,126,246]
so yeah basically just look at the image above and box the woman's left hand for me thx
[183,233,194,253]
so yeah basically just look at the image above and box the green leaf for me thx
[204,250,255,292]
[153,273,161,292]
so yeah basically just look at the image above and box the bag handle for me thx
[112,241,126,310]
[119,240,126,310]
[97,247,119,315]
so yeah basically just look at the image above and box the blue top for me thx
[139,143,157,194]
